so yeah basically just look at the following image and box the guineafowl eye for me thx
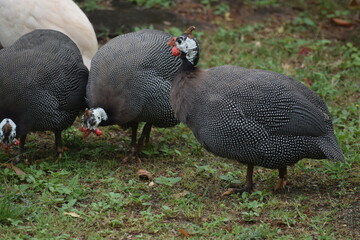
[176,38,183,44]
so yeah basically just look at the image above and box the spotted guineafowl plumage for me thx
[168,27,344,192]
[0,29,88,160]
[82,29,182,161]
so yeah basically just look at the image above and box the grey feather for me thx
[171,64,344,169]
[87,29,182,128]
[0,29,88,137]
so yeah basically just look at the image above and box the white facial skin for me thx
[82,108,108,130]
[175,36,198,65]
[0,118,17,144]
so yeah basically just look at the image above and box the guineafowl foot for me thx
[56,146,64,160]
[122,149,142,164]
[274,177,288,191]
[221,186,254,196]
[274,167,288,191]
[122,155,141,164]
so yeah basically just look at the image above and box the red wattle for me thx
[79,127,91,138]
[94,128,103,136]
[171,47,180,56]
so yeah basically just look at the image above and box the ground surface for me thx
[1,0,359,239]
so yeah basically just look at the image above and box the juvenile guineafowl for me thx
[0,29,88,160]
[0,0,98,69]
[167,27,344,193]
[82,29,182,161]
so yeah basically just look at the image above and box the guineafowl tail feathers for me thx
[319,135,344,161]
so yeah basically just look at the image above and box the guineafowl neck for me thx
[170,58,202,124]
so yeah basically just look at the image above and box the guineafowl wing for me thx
[54,64,88,112]
[11,29,83,63]
[0,29,88,133]
[87,29,181,125]
[207,66,328,137]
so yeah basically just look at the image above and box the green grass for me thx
[1,1,360,239]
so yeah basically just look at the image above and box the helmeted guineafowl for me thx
[0,0,98,69]
[167,27,344,193]
[0,29,88,161]
[82,29,182,161]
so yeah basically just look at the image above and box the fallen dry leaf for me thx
[304,77,313,86]
[64,212,80,218]
[298,46,313,56]
[225,12,233,21]
[221,188,235,197]
[0,163,26,176]
[11,164,25,176]
[136,169,153,181]
[173,190,189,199]
[277,26,284,33]
[179,228,190,238]
[332,18,353,27]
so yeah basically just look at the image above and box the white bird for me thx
[0,0,98,69]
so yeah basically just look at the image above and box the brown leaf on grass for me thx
[179,228,190,238]
[0,163,25,176]
[173,190,189,199]
[332,18,353,27]
[64,212,80,218]
[11,164,25,176]
[304,77,313,86]
[136,169,153,181]
[298,46,313,56]
[221,188,234,197]
[225,12,233,21]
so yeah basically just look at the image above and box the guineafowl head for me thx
[81,108,108,130]
[0,119,17,145]
[168,26,199,66]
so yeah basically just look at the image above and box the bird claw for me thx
[221,186,254,197]
[122,154,142,164]
[274,177,288,192]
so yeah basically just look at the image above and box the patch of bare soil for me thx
[337,194,360,238]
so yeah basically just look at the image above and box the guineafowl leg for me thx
[19,134,27,155]
[54,131,63,158]
[236,163,255,193]
[222,164,255,196]
[13,134,27,164]
[123,123,141,163]
[136,122,152,155]
[142,123,152,145]
[130,122,139,147]
[274,167,287,191]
